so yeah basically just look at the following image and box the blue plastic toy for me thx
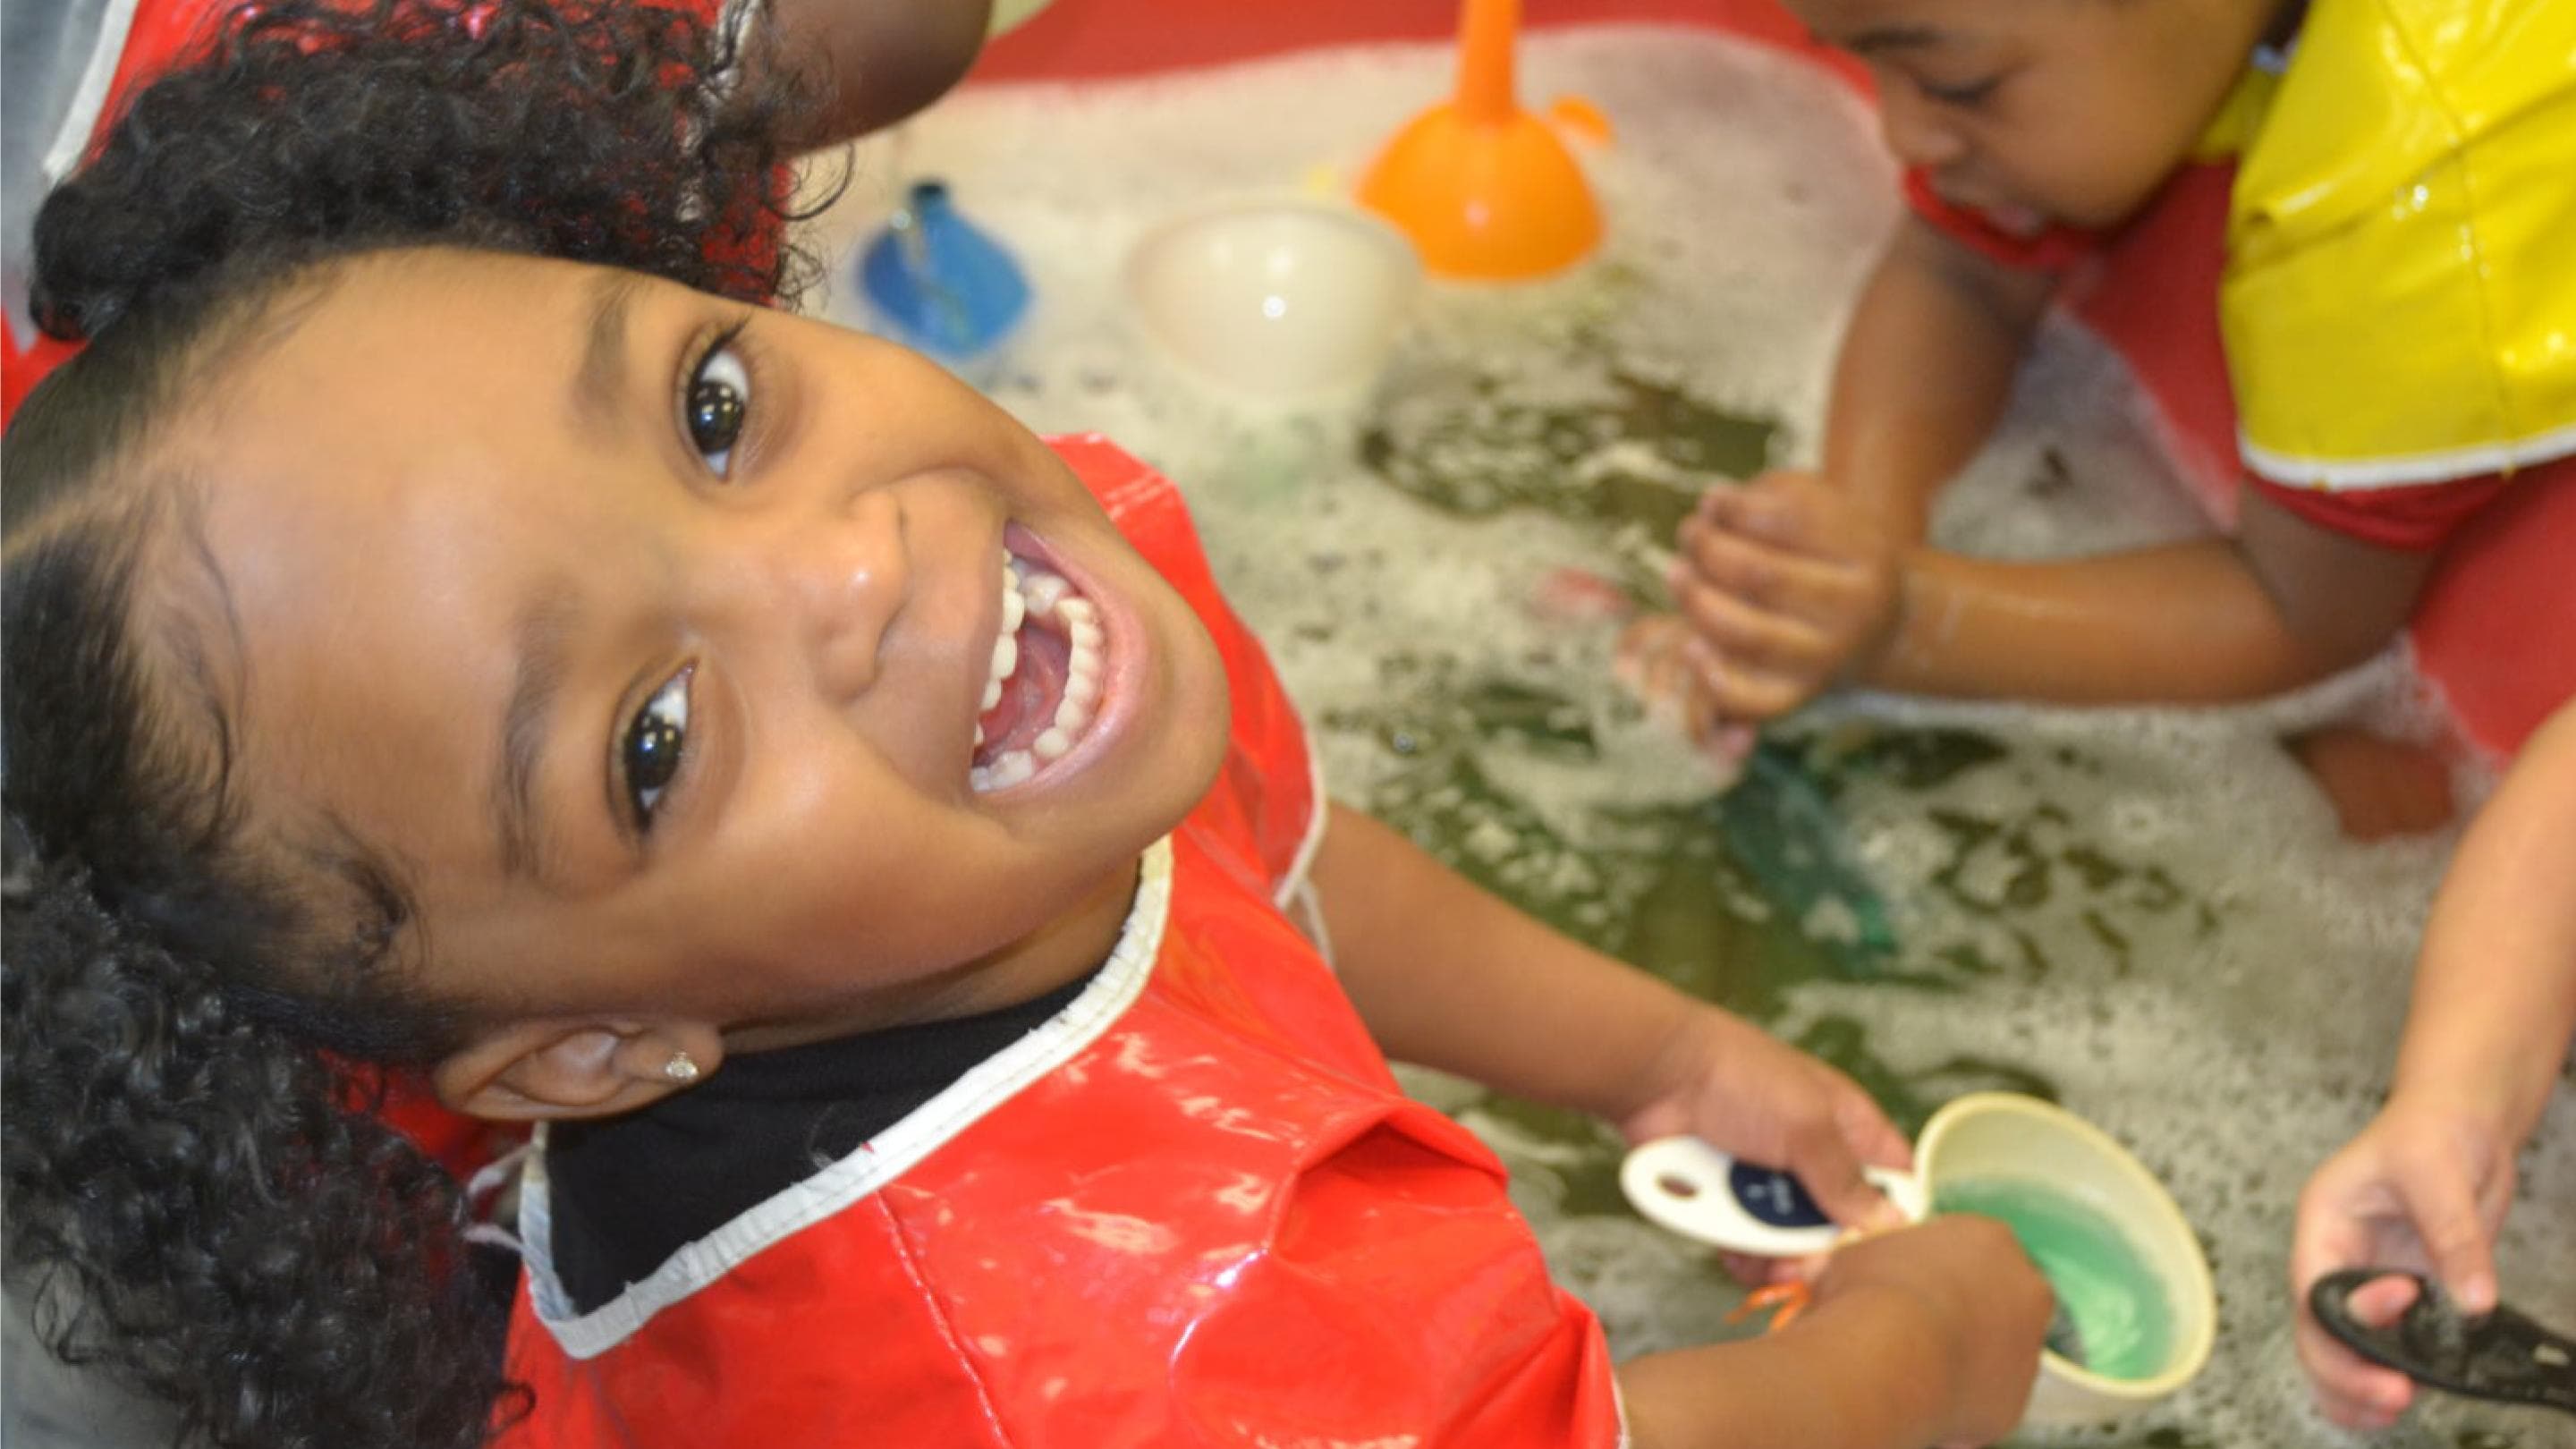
[858,180,1030,365]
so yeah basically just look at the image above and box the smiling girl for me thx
[2,4,2052,1446]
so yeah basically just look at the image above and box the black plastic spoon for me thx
[2309,1268,2575,1416]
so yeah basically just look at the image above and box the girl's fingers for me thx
[1614,616,1760,761]
[1669,571,1835,678]
[2399,1171,2500,1315]
[1680,638,1817,721]
[1613,615,1688,701]
[1701,723,1758,774]
[1781,1114,1894,1232]
[1836,1090,1916,1176]
[1677,515,1865,621]
[2287,1164,2377,1302]
[2343,1273,2425,1325]
[1699,479,1861,563]
[1660,583,1838,720]
[1718,1250,1797,1287]
[2289,1181,2425,1430]
[1678,688,1756,775]
[2292,1300,2417,1427]
[1676,658,1728,742]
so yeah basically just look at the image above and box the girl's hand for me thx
[2289,1096,2517,1428]
[1619,1007,1914,1240]
[1660,471,1903,720]
[1614,613,1758,774]
[1813,1216,2054,1447]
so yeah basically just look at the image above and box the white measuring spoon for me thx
[1620,1135,1928,1257]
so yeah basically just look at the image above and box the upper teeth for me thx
[970,549,1107,792]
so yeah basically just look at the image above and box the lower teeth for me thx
[971,747,1037,792]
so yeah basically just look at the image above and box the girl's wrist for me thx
[1851,551,1931,688]
[1610,999,1733,1136]
[1802,1279,1955,1445]
[2383,1069,2540,1155]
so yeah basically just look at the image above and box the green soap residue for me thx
[1935,1176,2176,1381]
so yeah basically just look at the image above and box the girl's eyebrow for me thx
[492,581,579,882]
[572,271,647,436]
[1843,23,1951,55]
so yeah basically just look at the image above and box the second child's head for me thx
[1,4,1227,1441]
[1788,0,2291,230]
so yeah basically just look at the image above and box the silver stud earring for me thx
[662,1050,701,1085]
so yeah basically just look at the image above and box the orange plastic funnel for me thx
[1356,0,1601,281]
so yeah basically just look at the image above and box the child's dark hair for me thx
[2,2,823,1443]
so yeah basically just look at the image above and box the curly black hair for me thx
[3,3,826,1444]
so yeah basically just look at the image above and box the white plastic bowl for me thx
[1123,196,1422,406]
[1918,1094,2218,1427]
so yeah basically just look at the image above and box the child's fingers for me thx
[1661,577,1841,722]
[2341,1272,2426,1325]
[1675,514,1863,621]
[1615,617,1762,760]
[2397,1171,2499,1315]
[2288,1170,2426,1429]
[1670,656,1726,741]
[2291,1278,2419,1428]
[1698,479,1859,563]
[1700,722,1758,774]
[1797,1156,1893,1233]
[1615,615,1707,723]
[1777,1112,1894,1232]
[1614,616,1787,764]
[1717,1250,1800,1287]
[1678,637,1818,722]
[1667,570,1835,681]
[1613,614,1688,699]
[1672,675,1762,776]
[1836,1090,1916,1177]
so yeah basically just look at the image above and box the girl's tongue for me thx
[974,622,1070,766]
[971,547,1109,794]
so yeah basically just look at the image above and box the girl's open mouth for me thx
[969,538,1108,793]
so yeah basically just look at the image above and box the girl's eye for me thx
[622,667,691,830]
[683,335,751,478]
[1919,74,2001,108]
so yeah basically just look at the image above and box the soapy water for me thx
[1935,1176,2178,1382]
[806,29,2575,1448]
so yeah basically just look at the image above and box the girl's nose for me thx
[752,489,911,704]
[1877,84,1968,170]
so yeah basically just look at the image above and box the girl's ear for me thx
[431,1020,725,1121]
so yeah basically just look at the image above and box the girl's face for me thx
[162,250,1230,1059]
[1788,0,2278,232]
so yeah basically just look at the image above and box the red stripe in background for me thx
[968,0,1863,87]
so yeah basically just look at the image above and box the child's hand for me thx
[2289,1096,2516,1428]
[1619,1008,1914,1236]
[1658,471,1904,722]
[1812,1216,2054,1447]
[1614,613,1759,774]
